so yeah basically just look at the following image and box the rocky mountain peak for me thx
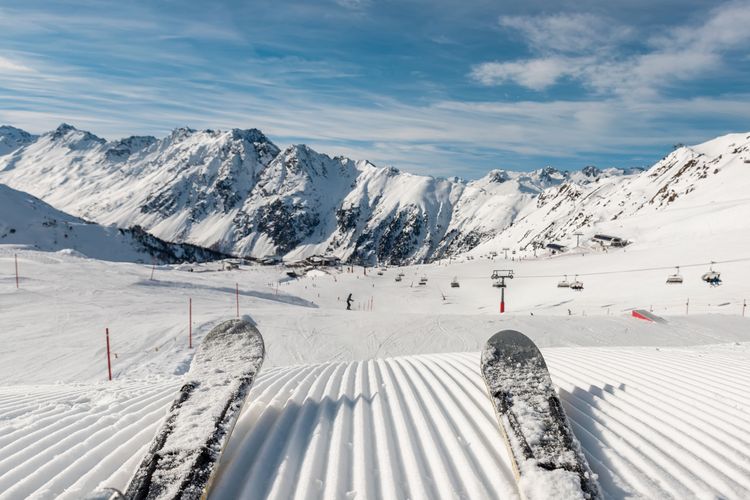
[0,126,36,156]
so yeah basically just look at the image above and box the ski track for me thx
[0,348,749,499]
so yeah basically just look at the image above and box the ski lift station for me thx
[592,234,628,247]
[546,243,567,254]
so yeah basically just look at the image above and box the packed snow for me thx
[1,234,749,499]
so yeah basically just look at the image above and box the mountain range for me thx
[1,123,747,264]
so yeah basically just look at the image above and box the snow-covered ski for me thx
[480,330,602,500]
[97,319,265,500]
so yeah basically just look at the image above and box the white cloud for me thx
[471,57,587,90]
[498,13,631,55]
[474,1,750,96]
[0,55,34,74]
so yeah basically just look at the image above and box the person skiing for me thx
[346,293,353,310]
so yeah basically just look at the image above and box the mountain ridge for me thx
[1,123,747,264]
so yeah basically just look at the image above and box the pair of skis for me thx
[92,323,599,500]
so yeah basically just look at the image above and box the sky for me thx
[0,0,749,178]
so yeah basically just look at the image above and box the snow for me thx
[1,240,749,499]
[0,183,225,264]
[1,129,750,498]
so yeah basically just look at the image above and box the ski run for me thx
[1,345,749,499]
[1,243,749,499]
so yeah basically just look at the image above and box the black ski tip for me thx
[486,329,534,348]
[482,329,547,369]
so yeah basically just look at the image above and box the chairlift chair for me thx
[666,266,683,284]
[701,270,722,286]
[450,277,460,288]
[557,275,570,288]
[570,275,584,291]
[701,271,721,286]
[395,275,402,282]
[701,262,722,286]
[419,276,428,285]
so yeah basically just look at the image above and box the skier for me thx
[346,293,353,310]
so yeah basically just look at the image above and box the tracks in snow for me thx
[1,346,749,499]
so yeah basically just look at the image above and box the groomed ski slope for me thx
[1,240,749,499]
[1,344,749,499]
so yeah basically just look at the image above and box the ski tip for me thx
[208,318,263,341]
[485,329,535,348]
[482,329,546,368]
[199,318,266,362]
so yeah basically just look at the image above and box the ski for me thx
[480,330,602,500]
[97,319,264,500]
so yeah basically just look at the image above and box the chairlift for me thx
[557,275,570,288]
[395,275,402,282]
[570,275,584,291]
[491,269,513,288]
[701,263,722,286]
[419,276,428,285]
[666,266,683,284]
[450,277,460,288]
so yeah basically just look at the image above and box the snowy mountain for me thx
[1,124,747,264]
[0,183,227,263]
[473,132,750,255]
[0,125,37,156]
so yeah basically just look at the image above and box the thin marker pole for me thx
[15,254,19,289]
[106,328,112,381]
[150,258,156,280]
[189,297,193,348]
[236,283,239,318]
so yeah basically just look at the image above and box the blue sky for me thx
[0,0,749,177]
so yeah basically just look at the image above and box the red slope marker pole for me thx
[500,287,506,313]
[236,283,240,318]
[106,328,112,381]
[189,297,193,348]
[15,254,19,289]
